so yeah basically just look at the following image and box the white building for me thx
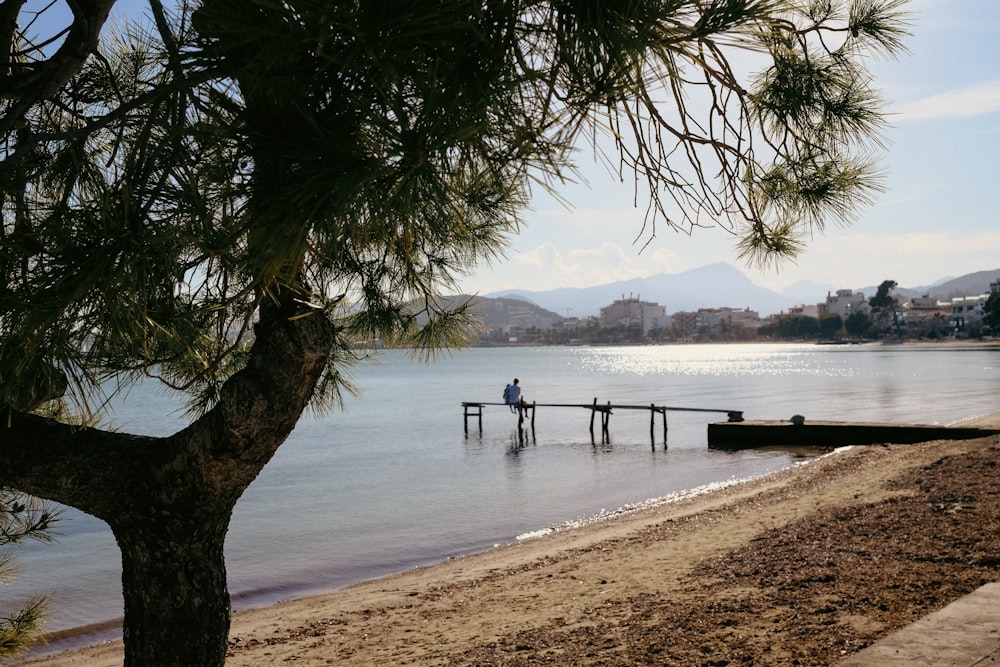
[788,304,820,318]
[561,316,599,332]
[599,296,667,337]
[697,307,761,333]
[952,294,990,325]
[822,289,869,318]
[909,294,947,310]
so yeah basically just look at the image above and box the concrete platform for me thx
[707,420,1000,450]
[839,582,1000,666]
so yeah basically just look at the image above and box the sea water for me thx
[5,343,999,652]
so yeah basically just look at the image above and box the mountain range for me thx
[479,263,1000,318]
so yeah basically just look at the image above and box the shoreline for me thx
[471,337,1000,349]
[21,412,1000,666]
[21,462,807,660]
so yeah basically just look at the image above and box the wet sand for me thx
[22,413,1000,666]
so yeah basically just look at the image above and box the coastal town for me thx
[467,277,1000,346]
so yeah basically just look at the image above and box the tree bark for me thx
[115,511,232,667]
[0,289,337,666]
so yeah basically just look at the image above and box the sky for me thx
[459,0,1000,296]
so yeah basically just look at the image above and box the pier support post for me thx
[649,404,655,449]
[462,403,483,435]
[589,397,597,438]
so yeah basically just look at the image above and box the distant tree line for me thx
[489,277,1000,346]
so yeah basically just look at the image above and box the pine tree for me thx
[0,2,910,664]
[0,491,57,658]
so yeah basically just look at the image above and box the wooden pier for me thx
[462,398,743,445]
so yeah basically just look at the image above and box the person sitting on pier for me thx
[505,378,522,413]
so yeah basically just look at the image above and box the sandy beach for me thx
[23,412,1000,666]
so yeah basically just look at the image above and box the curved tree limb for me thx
[0,0,119,133]
[0,287,337,523]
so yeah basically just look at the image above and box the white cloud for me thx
[463,240,688,294]
[514,241,664,287]
[897,80,1000,121]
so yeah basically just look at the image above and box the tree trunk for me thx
[0,290,337,666]
[114,511,233,667]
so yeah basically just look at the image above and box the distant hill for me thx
[465,295,563,329]
[476,264,1000,318]
[858,268,1000,302]
[488,263,800,317]
[425,294,565,329]
[924,269,1000,300]
[780,279,838,305]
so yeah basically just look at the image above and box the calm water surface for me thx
[8,343,1000,651]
